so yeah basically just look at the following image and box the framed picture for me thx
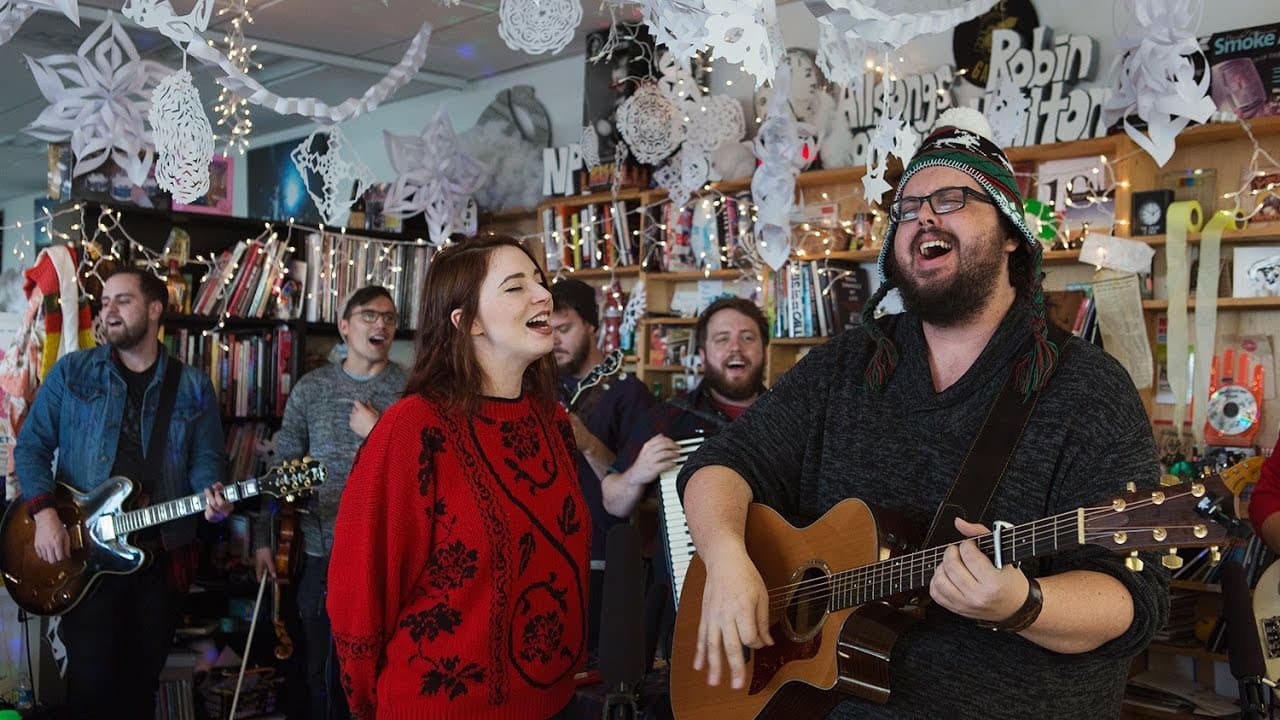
[1233,246,1280,298]
[70,157,171,211]
[174,154,234,216]
[247,134,326,225]
[1242,166,1280,223]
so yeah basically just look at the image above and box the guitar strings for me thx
[758,487,1214,611]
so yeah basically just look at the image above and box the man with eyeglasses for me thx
[678,109,1166,718]
[252,285,407,720]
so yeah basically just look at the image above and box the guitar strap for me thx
[922,324,1070,549]
[146,355,183,552]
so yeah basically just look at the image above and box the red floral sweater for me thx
[328,393,591,720]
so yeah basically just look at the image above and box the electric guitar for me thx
[0,458,326,616]
[565,349,625,411]
[670,475,1234,720]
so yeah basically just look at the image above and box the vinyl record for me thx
[1206,385,1259,435]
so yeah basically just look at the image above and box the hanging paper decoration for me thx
[580,125,600,168]
[1101,0,1214,167]
[815,19,869,92]
[498,0,582,55]
[0,0,79,46]
[122,0,215,45]
[750,65,806,271]
[702,0,781,88]
[383,110,488,245]
[861,79,918,205]
[187,22,432,125]
[617,81,685,165]
[987,77,1030,147]
[23,12,169,186]
[211,0,255,155]
[685,95,746,154]
[148,69,214,205]
[619,0,708,62]
[619,278,645,343]
[810,0,999,50]
[290,126,375,228]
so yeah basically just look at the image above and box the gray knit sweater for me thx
[253,361,407,557]
[678,303,1169,719]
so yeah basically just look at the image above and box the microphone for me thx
[599,524,646,720]
[1222,560,1270,720]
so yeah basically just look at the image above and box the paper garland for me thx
[383,110,488,245]
[290,126,375,228]
[498,0,582,55]
[187,22,432,125]
[1101,0,1215,167]
[750,65,805,271]
[24,12,169,186]
[149,69,213,205]
[122,0,215,45]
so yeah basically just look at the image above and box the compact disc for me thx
[1206,385,1259,435]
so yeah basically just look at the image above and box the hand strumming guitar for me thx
[33,508,70,564]
[692,535,773,690]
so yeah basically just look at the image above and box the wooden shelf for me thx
[771,336,830,346]
[644,364,688,372]
[1136,222,1280,246]
[640,317,698,326]
[553,265,642,280]
[1043,249,1083,264]
[1006,133,1124,164]
[643,269,750,282]
[795,248,879,263]
[1142,296,1280,311]
[539,187,648,209]
[1174,115,1280,144]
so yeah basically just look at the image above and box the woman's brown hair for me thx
[404,234,558,416]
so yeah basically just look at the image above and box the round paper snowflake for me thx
[685,94,745,154]
[290,126,375,227]
[497,0,582,56]
[149,69,214,205]
[580,125,600,167]
[617,81,685,165]
[23,12,169,186]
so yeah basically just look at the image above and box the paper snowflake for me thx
[617,81,685,165]
[685,95,745,154]
[987,78,1029,147]
[702,0,779,88]
[815,0,999,50]
[24,12,169,186]
[620,278,646,342]
[383,110,489,245]
[290,126,375,228]
[122,0,215,45]
[498,0,582,55]
[862,118,897,205]
[149,69,214,205]
[750,64,803,271]
[580,125,600,167]
[816,18,869,92]
[0,0,79,46]
[626,0,709,62]
[1101,0,1215,167]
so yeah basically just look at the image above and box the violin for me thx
[271,503,301,660]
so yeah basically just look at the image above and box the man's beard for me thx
[890,227,1007,327]
[556,340,591,377]
[106,319,148,351]
[703,361,764,402]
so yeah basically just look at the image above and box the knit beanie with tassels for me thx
[859,107,1059,400]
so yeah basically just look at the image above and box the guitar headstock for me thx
[1085,475,1234,570]
[567,349,625,409]
[260,458,327,501]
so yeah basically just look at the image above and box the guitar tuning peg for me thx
[1161,548,1183,570]
[1159,474,1180,487]
[1125,551,1144,572]
[1210,546,1222,565]
[303,455,314,464]
[1125,482,1136,493]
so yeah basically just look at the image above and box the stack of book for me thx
[302,232,432,328]
[769,259,871,339]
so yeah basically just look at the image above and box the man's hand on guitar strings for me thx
[203,483,233,523]
[693,544,773,690]
[929,517,1030,626]
[33,507,70,564]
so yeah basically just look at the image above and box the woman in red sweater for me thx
[328,235,590,719]
[1249,435,1280,551]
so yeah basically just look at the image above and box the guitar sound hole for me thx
[785,566,830,637]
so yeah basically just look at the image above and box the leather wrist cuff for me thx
[976,576,1043,633]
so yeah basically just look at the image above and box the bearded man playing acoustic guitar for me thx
[14,268,231,719]
[677,111,1169,719]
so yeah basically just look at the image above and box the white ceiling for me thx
[0,0,634,200]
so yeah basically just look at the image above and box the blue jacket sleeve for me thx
[13,356,68,499]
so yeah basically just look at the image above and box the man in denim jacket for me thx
[14,268,230,719]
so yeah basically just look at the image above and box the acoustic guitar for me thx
[670,475,1234,719]
[0,458,326,616]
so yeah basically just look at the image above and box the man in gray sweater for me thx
[253,285,407,720]
[678,110,1168,719]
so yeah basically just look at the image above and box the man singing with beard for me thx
[601,297,770,676]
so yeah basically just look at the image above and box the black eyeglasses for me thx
[351,310,399,326]
[891,186,994,222]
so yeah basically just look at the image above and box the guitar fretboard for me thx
[112,479,259,536]
[828,509,1084,610]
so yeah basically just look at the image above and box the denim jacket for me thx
[14,344,226,548]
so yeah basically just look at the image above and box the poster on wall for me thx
[247,134,327,225]
[582,23,655,167]
[174,154,234,216]
[1203,22,1280,119]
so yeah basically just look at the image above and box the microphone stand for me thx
[602,683,639,720]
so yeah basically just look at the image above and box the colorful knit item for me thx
[862,108,1058,399]
[23,245,94,380]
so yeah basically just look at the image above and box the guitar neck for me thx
[828,509,1085,611]
[113,478,261,536]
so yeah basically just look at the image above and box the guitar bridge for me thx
[1263,616,1280,659]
